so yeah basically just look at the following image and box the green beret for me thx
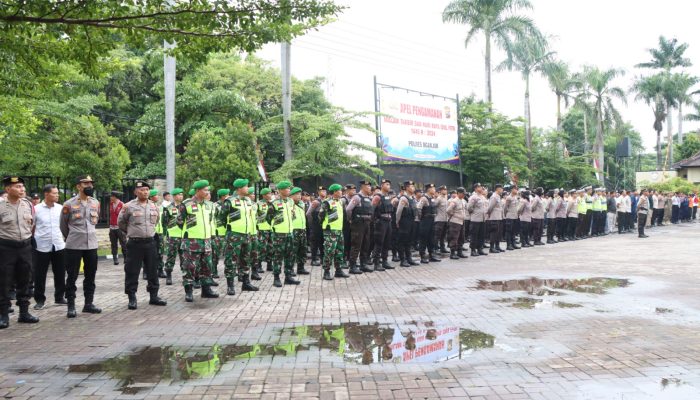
[248,187,255,195]
[193,180,209,190]
[260,188,271,195]
[188,189,195,196]
[149,189,159,197]
[171,188,184,196]
[233,178,249,189]
[328,183,342,193]
[217,189,230,197]
[290,187,302,195]
[276,180,292,190]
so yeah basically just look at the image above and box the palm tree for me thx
[543,59,574,131]
[442,0,542,110]
[496,36,552,170]
[685,101,700,122]
[668,73,699,144]
[631,73,668,170]
[580,66,626,183]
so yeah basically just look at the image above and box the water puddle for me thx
[477,277,630,295]
[493,298,582,309]
[67,323,494,393]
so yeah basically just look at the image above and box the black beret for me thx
[2,176,24,186]
[135,180,151,189]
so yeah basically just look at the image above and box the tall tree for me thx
[442,0,541,109]
[631,73,668,170]
[668,73,699,144]
[580,66,626,183]
[543,60,574,131]
[496,36,552,171]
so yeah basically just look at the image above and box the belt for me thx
[128,237,154,243]
[0,238,32,248]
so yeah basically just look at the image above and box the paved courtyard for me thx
[1,223,700,400]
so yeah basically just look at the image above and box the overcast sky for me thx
[256,0,700,152]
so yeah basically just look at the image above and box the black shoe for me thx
[185,286,194,302]
[506,245,514,251]
[546,240,555,244]
[284,275,300,285]
[273,274,283,287]
[471,249,479,257]
[18,306,39,324]
[374,261,386,271]
[0,314,8,329]
[201,285,220,298]
[440,247,450,254]
[335,268,350,278]
[382,261,395,270]
[113,258,119,266]
[457,250,468,259]
[407,257,420,266]
[83,304,102,314]
[149,294,167,306]
[128,294,137,310]
[323,270,333,280]
[166,271,173,286]
[255,265,264,274]
[67,301,77,318]
[639,234,649,238]
[311,259,321,266]
[251,269,262,280]
[158,269,167,278]
[400,259,411,267]
[450,250,459,260]
[242,276,259,291]
[193,281,202,289]
[360,263,374,273]
[349,265,363,274]
[54,298,68,305]
[535,242,545,246]
[297,265,310,275]
[33,302,45,310]
[226,278,236,296]
[266,263,274,272]
[290,269,297,277]
[391,255,401,262]
[429,254,442,262]
[489,246,498,254]
[478,249,488,256]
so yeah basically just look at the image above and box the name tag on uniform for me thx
[191,204,199,212]
[72,205,80,209]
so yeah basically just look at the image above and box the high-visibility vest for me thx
[292,201,306,230]
[226,196,255,235]
[270,198,294,234]
[164,203,182,238]
[182,200,214,240]
[585,194,593,211]
[215,200,227,236]
[322,199,344,231]
[577,197,587,214]
[592,197,602,211]
[257,201,271,231]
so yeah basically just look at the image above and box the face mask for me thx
[83,187,94,197]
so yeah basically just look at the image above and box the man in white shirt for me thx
[33,184,67,309]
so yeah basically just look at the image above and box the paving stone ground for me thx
[1,223,700,399]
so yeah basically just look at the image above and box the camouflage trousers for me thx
[210,235,225,276]
[180,239,213,287]
[271,232,294,275]
[322,230,344,271]
[164,237,183,272]
[155,233,165,270]
[292,229,307,267]
[223,232,255,279]
[258,230,272,266]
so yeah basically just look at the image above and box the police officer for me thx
[531,188,545,246]
[318,184,350,280]
[371,179,395,271]
[396,181,419,267]
[468,183,488,257]
[220,179,259,295]
[503,186,519,250]
[162,188,184,285]
[341,184,356,264]
[177,180,219,302]
[416,184,441,263]
[433,185,449,254]
[60,175,102,318]
[0,176,39,329]
[267,181,301,287]
[118,181,168,310]
[347,180,374,273]
[446,187,467,259]
[486,184,504,253]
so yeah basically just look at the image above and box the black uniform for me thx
[418,196,437,259]
[372,193,394,267]
[349,193,373,269]
[398,195,417,264]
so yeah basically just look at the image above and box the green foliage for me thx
[676,134,700,161]
[458,98,529,185]
[530,129,596,189]
[642,177,699,194]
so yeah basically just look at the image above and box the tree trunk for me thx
[556,94,562,131]
[666,103,673,166]
[656,129,661,170]
[484,31,492,110]
[525,74,532,173]
[595,102,604,184]
[583,110,588,154]
[281,42,293,162]
[678,102,684,144]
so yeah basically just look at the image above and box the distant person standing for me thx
[30,193,41,207]
[109,191,127,265]
[32,184,67,310]
[671,192,680,223]
[637,189,650,238]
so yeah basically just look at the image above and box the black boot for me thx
[457,249,468,259]
[67,300,77,318]
[429,253,442,262]
[251,269,262,281]
[193,280,202,289]
[266,262,273,272]
[382,260,395,269]
[496,243,504,252]
[149,292,167,306]
[255,263,264,274]
[374,260,386,272]
[83,297,102,314]
[471,249,479,257]
[489,244,497,254]
[360,262,374,273]
[420,254,429,264]
[334,268,350,278]
[209,279,219,287]
[349,262,363,274]
[440,245,450,254]
[297,263,310,275]
[400,254,410,267]
[166,271,173,286]
[0,311,8,329]
[18,305,39,324]
[391,253,401,262]
[242,275,259,291]
[284,274,301,285]
[323,270,333,280]
[185,285,194,302]
[450,250,459,260]
[158,268,167,278]
[407,250,420,266]
[201,285,220,298]
[226,278,236,296]
[478,248,488,256]
[128,293,137,310]
[113,255,119,265]
[311,258,321,266]
[273,274,283,288]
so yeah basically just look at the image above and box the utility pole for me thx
[164,40,176,190]
[281,42,293,162]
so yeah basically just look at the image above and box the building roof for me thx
[672,150,700,169]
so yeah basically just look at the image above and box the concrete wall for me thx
[635,170,677,189]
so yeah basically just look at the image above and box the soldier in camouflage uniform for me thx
[176,180,219,302]
[219,179,259,296]
[162,188,184,285]
[211,188,230,280]
[247,187,264,276]
[290,187,311,276]
[318,184,350,280]
[256,188,273,272]
[266,181,301,288]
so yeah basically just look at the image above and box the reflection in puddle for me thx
[477,277,630,295]
[68,323,495,392]
[492,298,582,309]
